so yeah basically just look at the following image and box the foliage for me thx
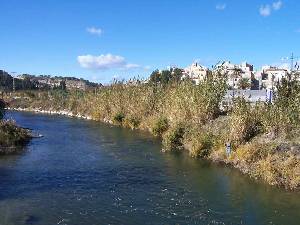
[6,75,300,189]
[0,99,5,120]
[162,124,185,152]
[274,79,300,132]
[124,116,140,129]
[149,68,183,85]
[0,120,31,151]
[152,117,169,136]
[171,68,183,83]
[230,98,263,146]
[160,70,172,85]
[238,78,251,90]
[113,112,125,124]
[187,130,214,157]
[149,70,161,84]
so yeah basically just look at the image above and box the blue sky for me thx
[0,0,299,84]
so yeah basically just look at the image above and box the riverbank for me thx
[3,110,300,225]
[8,107,94,121]
[9,105,300,190]
[0,119,33,154]
[4,81,300,190]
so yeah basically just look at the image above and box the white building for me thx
[182,63,210,85]
[259,66,289,89]
[239,62,254,79]
[215,61,254,89]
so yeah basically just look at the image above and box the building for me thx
[215,61,254,89]
[239,62,254,79]
[182,62,210,85]
[259,66,289,89]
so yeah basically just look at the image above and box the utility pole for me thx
[11,72,17,92]
[289,53,299,80]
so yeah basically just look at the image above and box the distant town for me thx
[180,61,299,90]
[1,60,300,93]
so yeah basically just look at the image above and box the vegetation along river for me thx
[0,111,300,225]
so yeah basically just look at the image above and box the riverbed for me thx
[0,111,299,225]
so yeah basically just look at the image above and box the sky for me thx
[0,0,299,84]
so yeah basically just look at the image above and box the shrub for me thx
[230,98,263,146]
[189,133,214,158]
[124,116,140,129]
[0,99,5,120]
[152,117,169,136]
[162,124,185,152]
[0,120,31,149]
[113,112,125,124]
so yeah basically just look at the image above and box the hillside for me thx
[0,70,102,91]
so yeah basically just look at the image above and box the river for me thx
[0,111,299,225]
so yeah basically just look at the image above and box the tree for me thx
[160,70,172,85]
[0,99,5,120]
[149,68,183,85]
[60,80,67,90]
[238,78,251,90]
[0,70,13,91]
[149,70,161,84]
[171,68,183,83]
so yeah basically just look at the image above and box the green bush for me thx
[0,120,31,149]
[113,112,125,124]
[189,133,214,158]
[0,99,5,120]
[162,124,185,152]
[152,117,169,136]
[124,116,140,129]
[230,98,263,146]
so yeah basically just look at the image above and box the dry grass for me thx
[6,78,300,189]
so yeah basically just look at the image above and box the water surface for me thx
[0,111,300,225]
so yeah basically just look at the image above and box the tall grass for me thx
[7,77,300,189]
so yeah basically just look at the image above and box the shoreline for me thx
[8,107,94,121]
[8,106,300,191]
[0,119,33,155]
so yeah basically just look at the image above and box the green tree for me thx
[149,70,161,84]
[238,78,251,90]
[160,70,172,85]
[171,68,183,83]
[0,99,5,120]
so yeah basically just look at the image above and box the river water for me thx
[0,111,300,225]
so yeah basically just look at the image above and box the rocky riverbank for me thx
[8,107,94,121]
[0,120,33,154]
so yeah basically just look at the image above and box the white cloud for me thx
[77,54,141,71]
[259,5,271,17]
[86,27,102,36]
[124,63,140,69]
[272,1,282,10]
[259,1,283,17]
[216,3,226,10]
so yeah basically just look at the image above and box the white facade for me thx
[215,61,253,89]
[182,63,209,85]
[239,62,254,79]
[259,66,289,89]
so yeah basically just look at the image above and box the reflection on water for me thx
[0,111,299,225]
